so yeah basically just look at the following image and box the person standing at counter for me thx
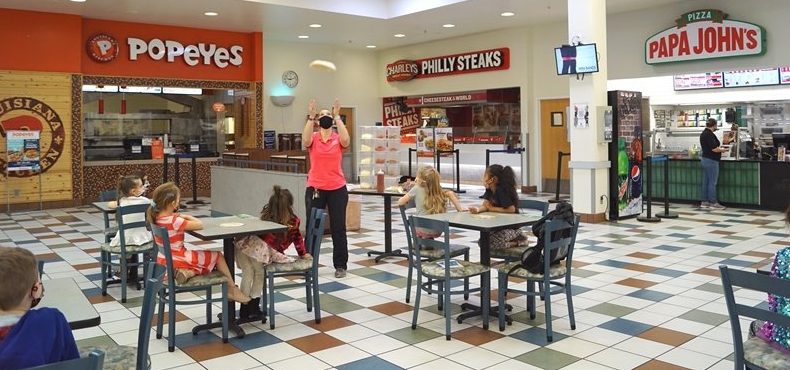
[699,118,732,210]
[302,99,351,278]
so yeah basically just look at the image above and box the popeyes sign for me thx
[645,10,765,64]
[87,33,243,68]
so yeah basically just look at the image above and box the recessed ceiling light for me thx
[204,11,218,16]
[309,24,322,28]
[443,24,455,28]
[298,35,310,39]
[366,45,377,48]
[70,0,87,2]
[500,11,515,17]
[394,34,406,38]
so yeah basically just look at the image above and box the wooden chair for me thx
[409,215,490,340]
[100,203,155,303]
[24,351,104,370]
[79,263,164,370]
[262,208,326,329]
[495,215,580,342]
[152,225,229,352]
[489,199,550,262]
[719,265,790,370]
[399,204,470,305]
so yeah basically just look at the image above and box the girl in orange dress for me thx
[148,182,250,303]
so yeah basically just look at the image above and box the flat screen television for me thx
[555,43,599,75]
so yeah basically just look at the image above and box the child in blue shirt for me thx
[0,247,79,370]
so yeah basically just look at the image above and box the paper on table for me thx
[220,222,244,227]
[470,214,495,219]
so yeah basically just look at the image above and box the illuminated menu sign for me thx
[673,72,723,90]
[723,68,779,87]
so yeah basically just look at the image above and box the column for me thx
[567,0,610,222]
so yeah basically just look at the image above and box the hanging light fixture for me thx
[97,85,104,114]
[120,85,127,114]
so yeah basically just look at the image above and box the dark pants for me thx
[306,186,348,269]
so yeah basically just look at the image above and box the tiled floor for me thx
[5,188,788,370]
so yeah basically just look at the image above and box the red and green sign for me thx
[386,48,509,82]
[645,9,766,64]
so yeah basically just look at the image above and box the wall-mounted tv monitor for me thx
[555,43,599,75]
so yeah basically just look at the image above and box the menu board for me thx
[673,72,723,90]
[780,67,790,84]
[723,68,779,88]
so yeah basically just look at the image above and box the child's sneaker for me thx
[709,203,726,210]
[699,202,711,209]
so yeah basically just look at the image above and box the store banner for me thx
[6,130,41,172]
[386,48,509,82]
[382,97,421,143]
[404,91,488,107]
[645,9,765,64]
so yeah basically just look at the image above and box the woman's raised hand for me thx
[332,98,341,117]
[308,99,317,117]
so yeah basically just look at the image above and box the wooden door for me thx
[540,98,570,193]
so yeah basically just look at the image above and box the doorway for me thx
[540,98,570,194]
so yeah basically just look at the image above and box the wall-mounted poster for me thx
[416,128,435,158]
[573,104,589,128]
[6,130,40,172]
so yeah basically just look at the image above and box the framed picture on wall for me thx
[551,111,564,127]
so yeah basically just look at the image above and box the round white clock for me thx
[282,70,298,88]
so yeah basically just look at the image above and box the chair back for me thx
[100,189,118,202]
[409,215,451,274]
[151,224,177,289]
[37,260,45,279]
[137,262,165,370]
[399,204,419,268]
[305,208,327,271]
[115,203,151,253]
[540,214,580,274]
[25,350,104,370]
[518,199,549,216]
[719,265,790,369]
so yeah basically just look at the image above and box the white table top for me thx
[189,215,288,241]
[414,212,541,232]
[38,278,100,330]
[91,201,116,213]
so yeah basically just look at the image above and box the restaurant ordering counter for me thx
[648,158,789,211]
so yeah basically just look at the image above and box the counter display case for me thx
[358,126,400,189]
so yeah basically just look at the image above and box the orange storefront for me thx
[0,8,263,209]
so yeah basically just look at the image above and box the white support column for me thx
[567,0,610,219]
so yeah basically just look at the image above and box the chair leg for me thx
[565,277,576,330]
[498,272,506,331]
[444,278,452,340]
[543,280,553,342]
[437,281,444,312]
[156,289,165,339]
[463,251,470,301]
[305,274,313,312]
[312,272,321,324]
[100,252,108,296]
[221,283,229,343]
[168,292,176,352]
[268,274,276,330]
[206,287,213,325]
[527,281,536,320]
[140,255,149,290]
[261,274,268,324]
[481,272,490,331]
[120,256,128,303]
[405,260,414,303]
[412,273,422,330]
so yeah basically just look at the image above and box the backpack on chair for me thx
[519,202,575,274]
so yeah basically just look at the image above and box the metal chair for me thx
[400,204,470,305]
[152,225,229,352]
[262,208,326,329]
[409,215,490,340]
[99,189,118,243]
[100,203,155,303]
[719,265,790,370]
[489,199,550,262]
[495,214,580,342]
[78,263,164,370]
[24,350,104,370]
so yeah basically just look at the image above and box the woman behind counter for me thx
[699,118,732,210]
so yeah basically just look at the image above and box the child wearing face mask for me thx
[109,175,153,247]
[0,247,79,369]
[130,170,150,196]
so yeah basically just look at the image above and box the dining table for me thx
[187,214,287,338]
[413,211,542,327]
[38,278,101,330]
[348,188,408,262]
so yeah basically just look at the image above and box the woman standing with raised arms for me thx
[302,98,351,278]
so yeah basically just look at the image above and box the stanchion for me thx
[637,155,661,223]
[162,153,188,209]
[548,151,570,204]
[655,154,678,219]
[407,148,417,177]
[186,153,206,205]
[436,149,465,193]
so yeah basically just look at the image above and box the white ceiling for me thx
[4,0,689,49]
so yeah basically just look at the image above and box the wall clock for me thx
[282,70,298,88]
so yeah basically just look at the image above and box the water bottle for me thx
[376,169,385,193]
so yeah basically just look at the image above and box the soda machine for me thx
[607,90,644,220]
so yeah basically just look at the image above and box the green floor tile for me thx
[510,310,547,326]
[515,348,580,370]
[571,269,598,278]
[348,267,386,277]
[586,302,637,318]
[694,283,725,295]
[704,251,737,259]
[385,326,442,345]
[76,335,116,348]
[679,309,729,326]
[303,294,363,314]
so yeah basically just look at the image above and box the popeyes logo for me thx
[0,97,65,177]
[85,33,244,68]
[87,33,120,63]
[645,9,766,64]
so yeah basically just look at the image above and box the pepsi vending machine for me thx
[607,90,644,220]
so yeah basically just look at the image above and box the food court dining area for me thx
[6,186,787,370]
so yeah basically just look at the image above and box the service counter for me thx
[649,158,789,211]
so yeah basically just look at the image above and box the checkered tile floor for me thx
[5,189,788,370]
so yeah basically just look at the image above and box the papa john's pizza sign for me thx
[645,9,766,64]
[0,97,65,177]
[386,48,509,82]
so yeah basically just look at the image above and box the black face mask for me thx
[30,283,44,308]
[318,116,334,129]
